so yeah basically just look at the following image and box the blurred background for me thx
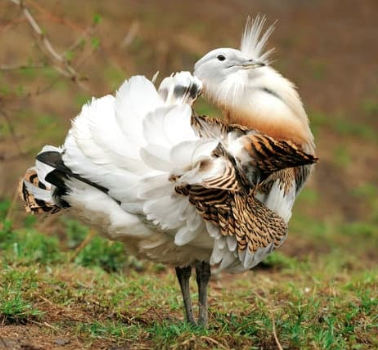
[0,1,377,348]
[1,0,377,264]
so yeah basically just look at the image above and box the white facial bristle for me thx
[240,15,276,64]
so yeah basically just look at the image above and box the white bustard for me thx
[19,16,317,327]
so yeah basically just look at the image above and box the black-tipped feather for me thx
[37,151,109,194]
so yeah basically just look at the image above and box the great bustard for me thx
[19,16,317,327]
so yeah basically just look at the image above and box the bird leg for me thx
[175,266,196,325]
[195,260,211,328]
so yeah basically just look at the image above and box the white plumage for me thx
[19,16,317,327]
[63,74,220,267]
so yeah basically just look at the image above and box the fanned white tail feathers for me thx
[26,72,223,262]
[21,71,268,271]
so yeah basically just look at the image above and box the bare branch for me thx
[69,229,97,262]
[0,63,46,71]
[122,21,139,48]
[272,312,284,350]
[9,0,88,90]
[13,0,63,62]
[64,25,95,56]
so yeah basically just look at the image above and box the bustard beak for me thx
[238,58,265,69]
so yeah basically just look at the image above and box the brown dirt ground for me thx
[0,325,135,350]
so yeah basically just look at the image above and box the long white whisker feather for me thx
[241,14,276,64]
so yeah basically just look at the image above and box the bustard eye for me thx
[217,55,226,61]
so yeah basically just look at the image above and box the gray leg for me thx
[195,261,211,328]
[175,266,196,325]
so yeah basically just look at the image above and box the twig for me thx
[200,336,230,350]
[28,0,84,32]
[11,0,63,62]
[69,229,96,262]
[271,312,284,350]
[64,23,97,57]
[30,320,59,331]
[0,63,46,71]
[149,306,164,321]
[121,20,139,47]
[0,74,62,105]
[38,295,55,306]
[9,0,88,90]
[32,75,62,96]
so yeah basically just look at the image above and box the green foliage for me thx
[361,98,378,116]
[0,201,60,265]
[0,224,62,265]
[0,269,42,324]
[74,236,128,273]
[76,320,142,341]
[0,198,11,219]
[91,37,101,50]
[64,219,129,272]
[64,50,75,63]
[148,322,209,348]
[0,288,42,324]
[259,251,303,271]
[92,14,102,25]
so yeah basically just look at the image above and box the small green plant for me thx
[0,269,42,324]
[0,289,42,324]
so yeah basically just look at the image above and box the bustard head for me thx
[194,15,314,152]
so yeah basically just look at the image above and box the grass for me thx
[0,269,43,325]
[0,199,377,349]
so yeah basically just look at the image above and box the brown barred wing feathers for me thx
[175,151,288,259]
[236,133,317,174]
[18,168,61,215]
